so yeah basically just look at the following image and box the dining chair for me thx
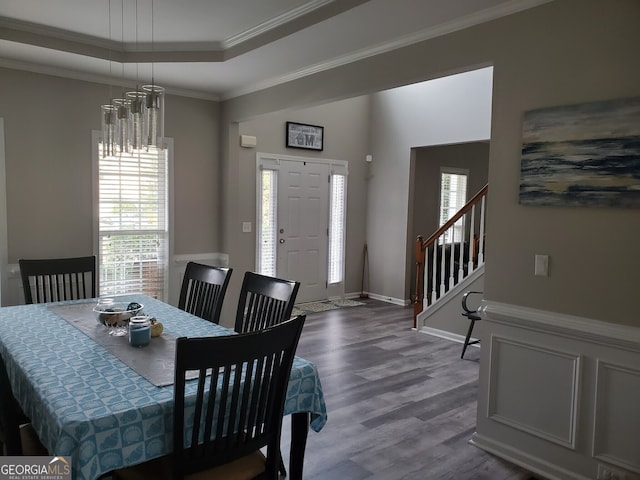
[114,315,306,480]
[18,255,97,304]
[178,262,233,324]
[0,354,48,456]
[234,272,300,478]
[234,272,300,334]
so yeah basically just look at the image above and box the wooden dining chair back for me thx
[0,355,47,456]
[173,314,305,479]
[114,315,306,480]
[234,272,300,333]
[178,262,232,324]
[18,256,96,304]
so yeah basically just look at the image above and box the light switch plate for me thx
[534,254,549,276]
[242,222,252,233]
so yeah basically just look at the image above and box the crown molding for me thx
[0,58,220,101]
[223,0,334,49]
[0,0,359,63]
[223,0,554,99]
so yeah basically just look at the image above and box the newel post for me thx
[413,235,425,329]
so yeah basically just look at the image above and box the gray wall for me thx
[223,66,493,306]
[369,72,493,304]
[0,68,220,266]
[482,1,639,324]
[411,141,490,243]
[222,0,640,326]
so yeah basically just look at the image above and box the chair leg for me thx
[461,318,476,359]
[279,452,287,478]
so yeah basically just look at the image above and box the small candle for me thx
[129,316,151,347]
[129,326,150,347]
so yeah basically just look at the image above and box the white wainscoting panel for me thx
[473,301,640,480]
[593,360,640,474]
[488,336,579,449]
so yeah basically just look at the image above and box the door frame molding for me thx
[0,119,7,305]
[255,152,348,299]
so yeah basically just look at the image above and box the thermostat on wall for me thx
[240,135,257,148]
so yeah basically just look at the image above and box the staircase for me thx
[413,185,487,329]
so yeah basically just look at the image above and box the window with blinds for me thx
[96,142,169,300]
[439,170,468,245]
[328,174,346,284]
[259,169,277,277]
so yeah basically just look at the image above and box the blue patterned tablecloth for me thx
[0,295,327,480]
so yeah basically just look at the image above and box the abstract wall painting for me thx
[519,97,640,207]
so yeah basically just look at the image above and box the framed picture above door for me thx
[286,122,324,151]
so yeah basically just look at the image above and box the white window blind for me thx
[439,170,468,244]
[259,168,277,276]
[328,174,346,284]
[97,143,169,300]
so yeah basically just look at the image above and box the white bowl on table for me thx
[93,301,144,328]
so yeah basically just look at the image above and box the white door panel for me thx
[277,160,329,303]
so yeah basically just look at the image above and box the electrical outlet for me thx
[597,463,631,480]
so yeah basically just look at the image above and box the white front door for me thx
[277,160,329,303]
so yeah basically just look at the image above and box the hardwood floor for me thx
[280,299,536,480]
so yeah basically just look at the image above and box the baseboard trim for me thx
[418,326,479,347]
[470,433,589,480]
[341,292,370,301]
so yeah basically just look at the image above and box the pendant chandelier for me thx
[101,0,165,157]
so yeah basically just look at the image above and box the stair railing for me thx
[413,184,487,328]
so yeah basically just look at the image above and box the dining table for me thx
[0,294,327,480]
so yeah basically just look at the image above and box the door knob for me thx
[279,239,285,244]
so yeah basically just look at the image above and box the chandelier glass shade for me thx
[126,90,145,150]
[142,84,165,149]
[102,86,165,157]
[112,97,131,154]
[101,104,116,157]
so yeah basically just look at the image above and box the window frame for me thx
[328,171,346,285]
[438,167,468,245]
[258,167,278,277]
[0,119,7,305]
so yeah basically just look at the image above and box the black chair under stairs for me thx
[461,291,483,359]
